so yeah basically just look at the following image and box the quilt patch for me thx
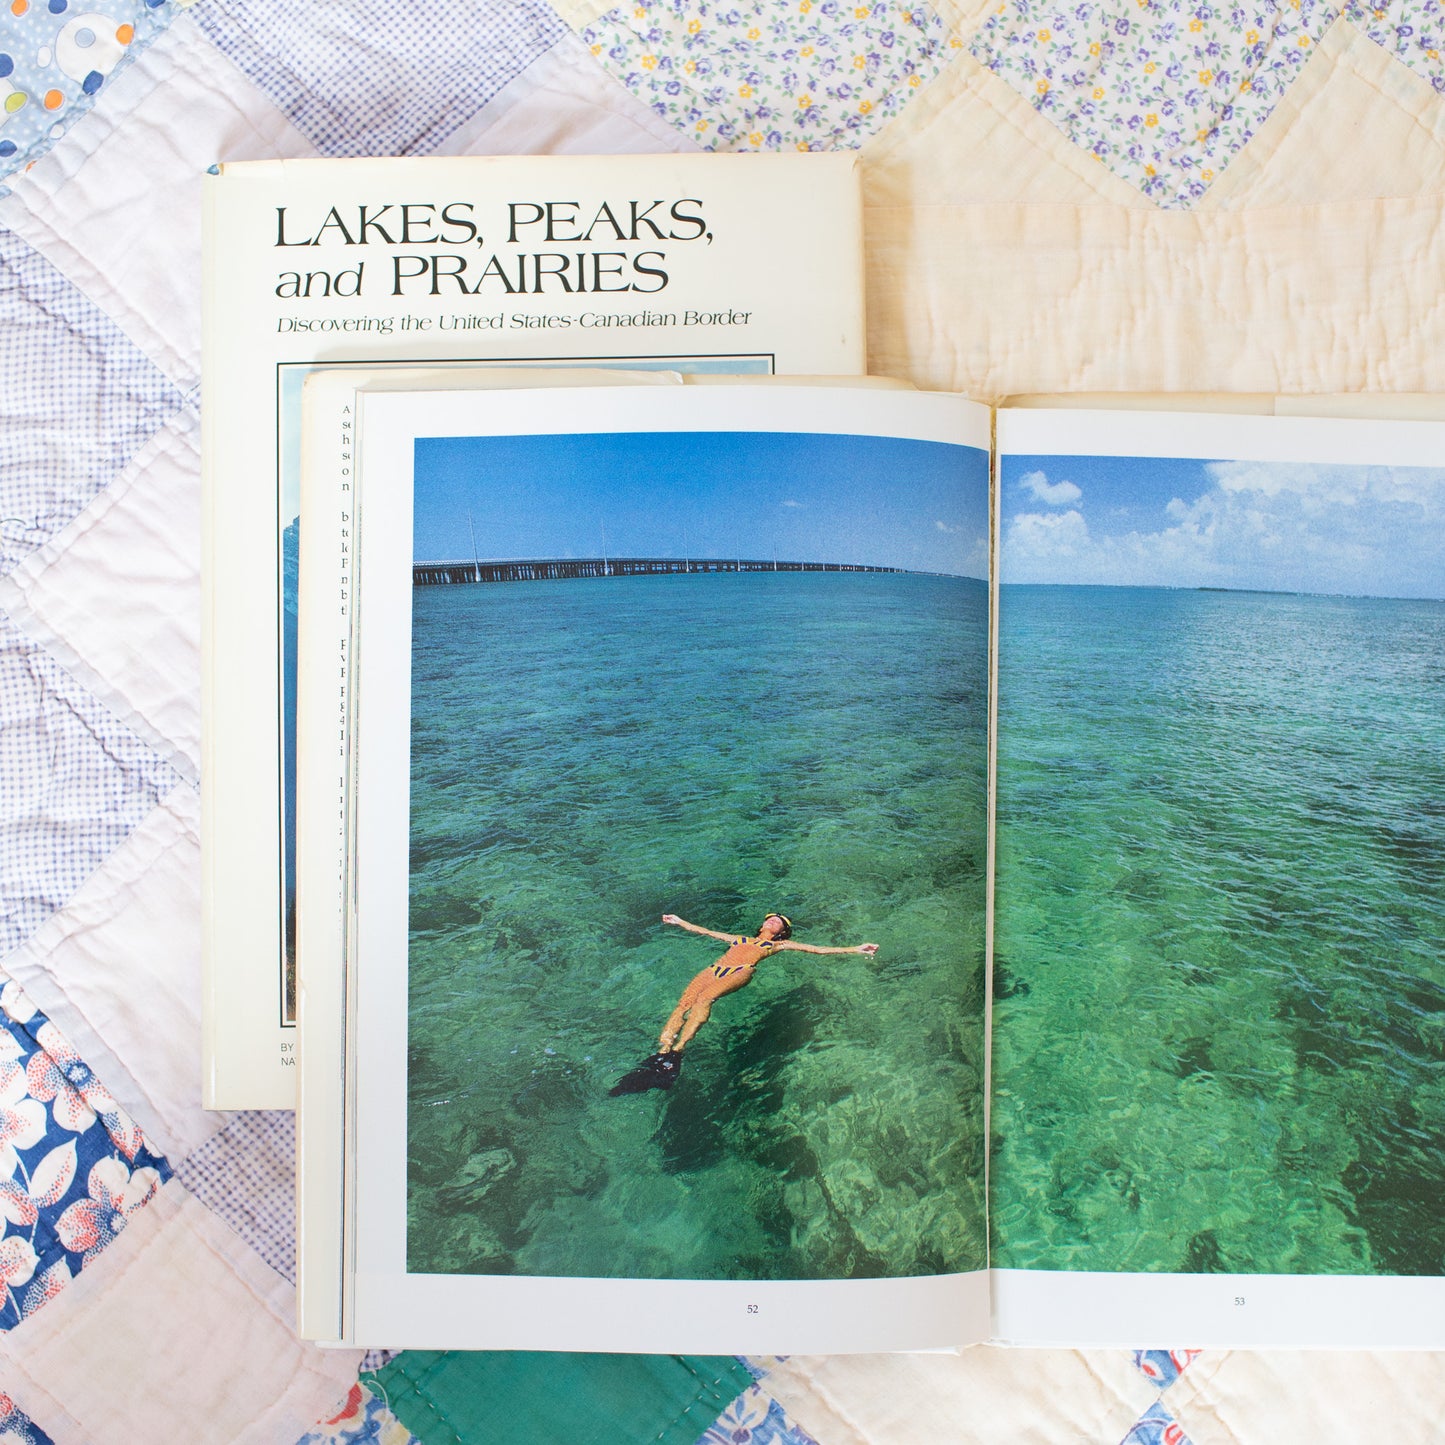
[1121,1399,1194,1444]
[1134,1349,1202,1388]
[697,1384,822,1445]
[0,227,190,579]
[174,1109,296,1282]
[1345,0,1445,89]
[0,610,180,958]
[0,1391,55,1445]
[191,0,568,157]
[0,0,184,185]
[969,0,1343,205]
[581,0,958,149]
[296,1382,419,1445]
[0,976,170,1329]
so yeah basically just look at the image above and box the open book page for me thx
[295,365,688,1341]
[327,382,992,1352]
[988,407,1445,1346]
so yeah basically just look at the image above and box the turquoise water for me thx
[992,585,1445,1276]
[406,571,988,1281]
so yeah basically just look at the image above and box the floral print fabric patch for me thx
[0,977,170,1328]
[581,0,958,150]
[296,1383,419,1445]
[969,0,1342,205]
[1345,0,1445,91]
[697,1384,822,1445]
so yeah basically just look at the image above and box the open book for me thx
[296,379,1444,1352]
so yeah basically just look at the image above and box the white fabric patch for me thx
[0,15,318,392]
[0,784,220,1164]
[764,1348,1160,1444]
[435,29,701,156]
[0,1181,363,1445]
[0,407,201,780]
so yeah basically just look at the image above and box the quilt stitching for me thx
[190,0,568,157]
[370,1356,465,1445]
[0,608,180,960]
[969,0,1344,205]
[296,1382,421,1445]
[0,227,190,580]
[580,0,958,149]
[0,1390,55,1445]
[173,1109,296,1283]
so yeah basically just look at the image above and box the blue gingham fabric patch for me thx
[0,226,190,578]
[191,0,568,157]
[0,975,171,1329]
[0,0,186,187]
[175,1109,296,1281]
[0,608,179,957]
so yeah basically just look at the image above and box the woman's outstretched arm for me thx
[661,913,740,943]
[778,940,879,956]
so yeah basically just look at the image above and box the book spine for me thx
[199,169,221,1110]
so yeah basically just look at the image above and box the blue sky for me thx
[414,430,991,578]
[1001,453,1445,599]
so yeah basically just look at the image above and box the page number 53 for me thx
[1234,1296,1246,1306]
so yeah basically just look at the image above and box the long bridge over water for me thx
[413,556,906,586]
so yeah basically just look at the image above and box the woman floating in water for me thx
[610,912,879,1095]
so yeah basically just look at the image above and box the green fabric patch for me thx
[370,1351,755,1445]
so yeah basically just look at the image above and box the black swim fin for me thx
[608,1050,683,1096]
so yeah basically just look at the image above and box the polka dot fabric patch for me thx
[969,0,1343,205]
[0,0,185,184]
[581,0,959,151]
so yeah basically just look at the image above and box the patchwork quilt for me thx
[1,0,1442,1440]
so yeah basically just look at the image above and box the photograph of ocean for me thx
[991,449,1445,1276]
[404,427,990,1282]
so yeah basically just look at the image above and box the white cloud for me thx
[1019,468,1083,506]
[935,519,961,533]
[1004,462,1445,596]
[781,499,804,509]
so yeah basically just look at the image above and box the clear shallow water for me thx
[992,586,1445,1276]
[406,571,988,1281]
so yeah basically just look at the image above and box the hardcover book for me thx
[295,379,1444,1351]
[200,152,866,1108]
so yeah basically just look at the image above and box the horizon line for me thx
[999,580,1445,603]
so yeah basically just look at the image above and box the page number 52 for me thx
[747,1304,759,1314]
